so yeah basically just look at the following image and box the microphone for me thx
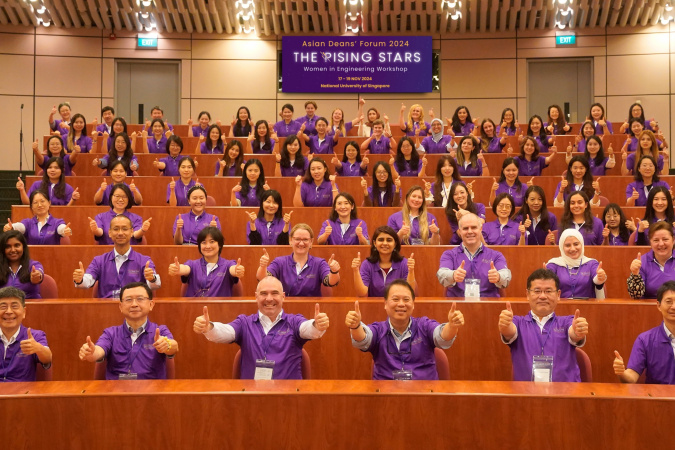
[20,104,24,109]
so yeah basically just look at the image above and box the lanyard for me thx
[565,264,580,297]
[198,258,217,296]
[257,319,285,360]
[533,315,554,356]
[386,328,412,370]
[126,329,147,373]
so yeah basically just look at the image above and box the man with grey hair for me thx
[436,212,511,298]
[0,287,52,381]
[192,276,329,379]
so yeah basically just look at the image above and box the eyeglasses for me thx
[121,296,150,304]
[292,238,311,244]
[497,204,512,210]
[112,195,127,200]
[527,289,558,296]
[0,303,23,311]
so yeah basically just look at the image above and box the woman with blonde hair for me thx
[387,185,440,245]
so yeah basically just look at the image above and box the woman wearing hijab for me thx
[545,229,607,299]
[418,118,455,154]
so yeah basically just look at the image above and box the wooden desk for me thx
[0,379,671,449]
[17,299,662,383]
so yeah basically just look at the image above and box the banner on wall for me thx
[281,36,432,93]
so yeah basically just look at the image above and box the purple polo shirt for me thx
[98,183,141,206]
[96,123,112,135]
[199,142,224,154]
[452,122,474,136]
[97,321,173,380]
[393,159,423,177]
[387,211,438,244]
[626,153,664,175]
[231,312,309,379]
[626,180,671,207]
[20,215,65,245]
[300,180,334,207]
[627,138,662,153]
[508,312,581,382]
[482,219,520,245]
[38,154,74,176]
[327,122,353,137]
[142,122,173,132]
[367,136,392,155]
[336,161,366,177]
[359,258,409,298]
[484,136,505,153]
[403,121,431,137]
[456,160,483,177]
[515,156,548,177]
[192,125,209,138]
[588,157,609,176]
[513,212,558,246]
[159,156,181,177]
[627,324,675,384]
[247,218,288,245]
[546,260,601,299]
[448,203,487,245]
[94,210,143,246]
[439,245,507,297]
[367,185,400,207]
[1,259,43,299]
[366,317,440,380]
[608,233,630,246]
[51,119,69,138]
[27,181,74,206]
[638,250,675,298]
[173,211,221,245]
[593,120,614,135]
[543,122,568,135]
[273,120,301,137]
[296,115,317,136]
[421,135,453,154]
[182,257,238,297]
[146,136,168,154]
[319,218,369,245]
[495,181,526,206]
[167,178,196,206]
[100,155,139,176]
[267,254,330,297]
[214,160,244,177]
[236,186,263,207]
[0,325,48,382]
[553,182,594,204]
[63,134,92,153]
[85,249,156,299]
[534,135,551,152]
[496,125,517,136]
[252,139,276,154]
[558,217,605,246]
[280,159,309,177]
[307,135,336,154]
[577,139,587,153]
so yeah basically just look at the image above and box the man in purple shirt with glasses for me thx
[192,276,329,379]
[0,287,52,382]
[78,282,178,380]
[613,280,675,385]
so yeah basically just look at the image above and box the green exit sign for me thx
[555,33,576,46]
[137,37,158,48]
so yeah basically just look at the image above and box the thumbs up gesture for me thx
[175,214,184,230]
[571,309,588,341]
[355,221,364,238]
[630,187,640,200]
[546,229,556,245]
[361,151,370,166]
[613,351,626,375]
[233,258,245,278]
[447,302,464,329]
[168,257,181,276]
[637,219,649,233]
[79,335,97,361]
[518,217,527,235]
[143,260,155,281]
[3,218,13,232]
[15,176,24,191]
[295,175,303,187]
[360,177,368,189]
[20,328,41,355]
[141,217,152,232]
[73,261,85,284]
[352,251,362,270]
[193,306,213,334]
[327,254,340,273]
[323,220,333,237]
[560,175,568,189]
[630,252,642,275]
[152,328,170,354]
[526,177,534,187]
[487,261,500,283]
[608,143,614,156]
[596,261,607,284]
[153,158,160,169]
[566,143,573,156]
[345,301,362,329]
[169,177,176,190]
[506,144,513,156]
[283,210,293,224]
[260,248,270,268]
[602,223,610,238]
[30,265,42,284]
[313,303,330,331]
[63,222,72,237]
[592,177,601,192]
[453,260,467,283]
[499,301,514,332]
[331,153,340,166]
[491,177,499,191]
[429,218,439,234]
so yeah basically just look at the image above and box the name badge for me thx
[532,355,553,382]
[119,373,138,380]
[464,278,480,299]
[392,369,413,381]
[254,359,275,380]
[111,289,121,299]
[409,238,424,245]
